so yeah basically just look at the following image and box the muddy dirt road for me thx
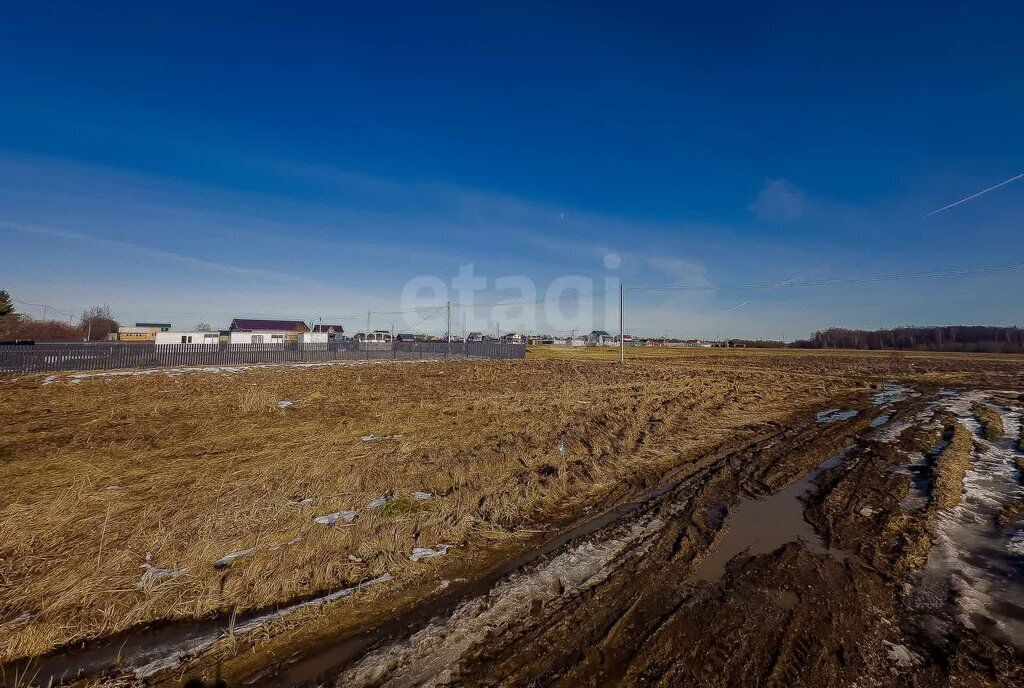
[253,385,1022,688]
[7,383,1023,687]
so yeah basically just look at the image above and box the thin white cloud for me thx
[0,220,323,287]
[750,179,806,223]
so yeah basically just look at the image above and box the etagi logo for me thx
[399,255,623,335]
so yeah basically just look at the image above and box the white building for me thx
[228,318,308,344]
[155,331,219,346]
[298,331,329,347]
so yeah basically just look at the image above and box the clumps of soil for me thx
[996,500,1024,527]
[931,421,973,510]
[971,402,1005,441]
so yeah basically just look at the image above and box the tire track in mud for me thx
[266,403,873,688]
[304,386,1023,688]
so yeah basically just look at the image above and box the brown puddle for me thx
[694,447,853,582]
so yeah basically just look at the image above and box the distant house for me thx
[395,333,418,343]
[466,332,485,342]
[229,318,309,344]
[671,339,706,348]
[353,330,394,343]
[500,332,523,344]
[119,322,172,342]
[587,330,614,346]
[298,331,329,347]
[155,331,219,346]
[311,324,345,341]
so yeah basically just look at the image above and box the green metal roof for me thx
[134,322,172,329]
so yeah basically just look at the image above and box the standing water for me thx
[694,448,853,582]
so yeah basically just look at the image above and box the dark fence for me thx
[0,340,526,375]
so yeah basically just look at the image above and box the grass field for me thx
[1,348,1022,665]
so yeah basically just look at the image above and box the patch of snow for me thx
[276,400,295,409]
[314,511,358,526]
[1007,531,1024,557]
[869,414,892,428]
[368,495,393,509]
[289,497,316,506]
[873,382,916,406]
[133,573,392,678]
[138,562,189,588]
[410,544,452,562]
[28,358,443,384]
[213,548,256,569]
[874,420,913,443]
[860,506,876,517]
[883,641,921,668]
[816,408,858,423]
[361,434,401,442]
[411,491,434,501]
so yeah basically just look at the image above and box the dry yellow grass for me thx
[1,349,1022,663]
[932,421,974,510]
[971,402,1005,441]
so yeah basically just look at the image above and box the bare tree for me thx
[80,305,118,341]
[194,322,213,331]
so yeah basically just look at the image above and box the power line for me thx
[13,298,76,320]
[405,305,446,330]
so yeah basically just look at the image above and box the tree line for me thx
[0,289,118,342]
[791,326,1024,353]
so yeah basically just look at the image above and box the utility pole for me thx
[446,302,451,359]
[366,311,371,336]
[619,283,625,364]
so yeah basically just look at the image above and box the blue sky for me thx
[1,1,1022,338]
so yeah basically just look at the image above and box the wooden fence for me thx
[0,340,526,375]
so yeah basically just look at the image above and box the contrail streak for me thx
[724,301,751,313]
[924,171,1024,217]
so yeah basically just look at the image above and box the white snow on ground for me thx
[137,554,189,588]
[133,573,392,678]
[873,382,917,406]
[816,409,858,423]
[337,506,678,688]
[314,511,358,526]
[213,549,256,569]
[874,420,913,443]
[30,358,443,385]
[410,545,452,562]
[911,392,1024,651]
